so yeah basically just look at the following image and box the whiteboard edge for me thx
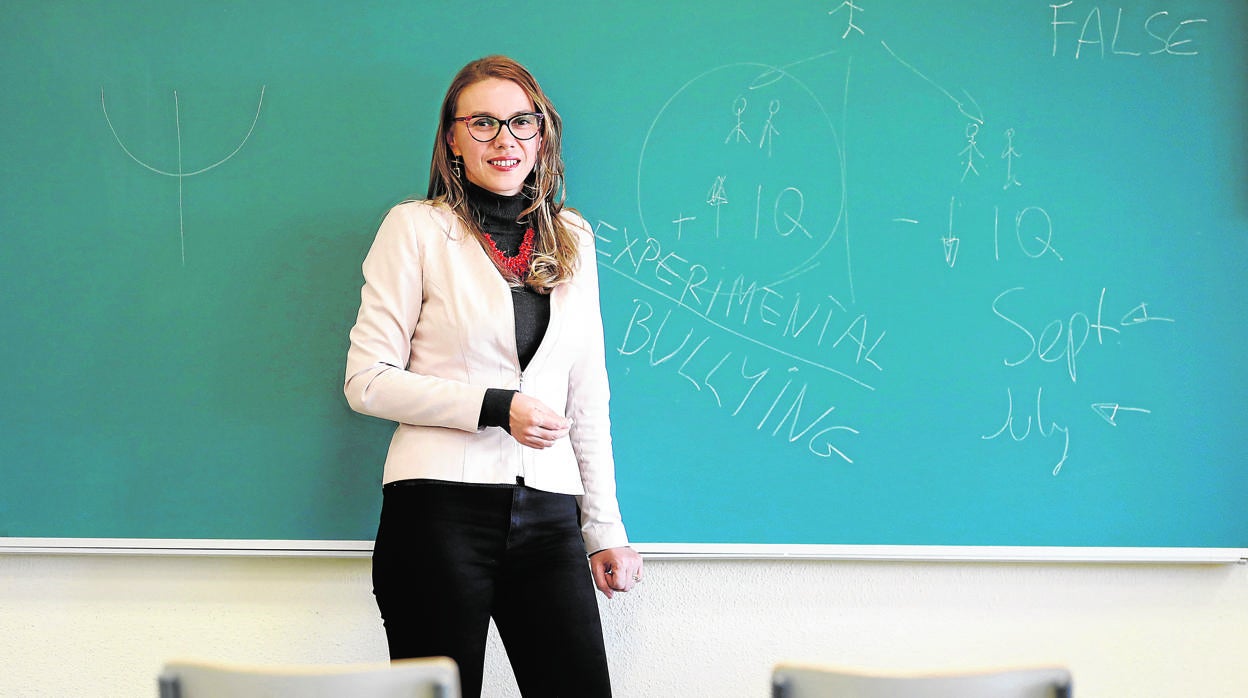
[1,538,1245,563]
[634,543,1248,564]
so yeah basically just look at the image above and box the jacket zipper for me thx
[517,369,528,482]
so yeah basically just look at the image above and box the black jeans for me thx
[372,480,612,698]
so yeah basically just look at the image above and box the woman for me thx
[344,55,642,698]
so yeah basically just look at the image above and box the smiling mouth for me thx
[490,158,520,168]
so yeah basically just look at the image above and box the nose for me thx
[493,124,518,147]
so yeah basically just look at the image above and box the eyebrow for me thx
[463,110,536,119]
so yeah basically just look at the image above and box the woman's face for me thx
[448,78,542,196]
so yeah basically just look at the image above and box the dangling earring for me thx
[526,159,541,196]
[451,155,463,179]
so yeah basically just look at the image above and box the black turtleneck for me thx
[465,181,552,431]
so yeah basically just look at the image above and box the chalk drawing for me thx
[101,85,267,265]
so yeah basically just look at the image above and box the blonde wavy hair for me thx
[426,56,578,292]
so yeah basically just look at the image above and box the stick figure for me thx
[724,96,751,144]
[758,99,781,157]
[1001,127,1022,190]
[960,122,983,181]
[829,1,865,39]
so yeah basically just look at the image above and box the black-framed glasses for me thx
[451,112,544,142]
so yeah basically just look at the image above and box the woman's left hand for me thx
[589,547,643,599]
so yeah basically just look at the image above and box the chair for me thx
[157,657,459,698]
[771,663,1072,698]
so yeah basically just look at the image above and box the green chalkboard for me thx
[2,1,1246,555]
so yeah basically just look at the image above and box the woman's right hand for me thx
[508,392,571,449]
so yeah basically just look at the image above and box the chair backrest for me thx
[157,657,459,698]
[772,663,1072,698]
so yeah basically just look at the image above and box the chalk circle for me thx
[637,63,846,291]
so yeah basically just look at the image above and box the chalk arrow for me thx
[942,236,959,267]
[880,41,984,124]
[1091,403,1151,426]
[1120,302,1175,326]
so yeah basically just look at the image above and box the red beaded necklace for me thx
[482,227,536,278]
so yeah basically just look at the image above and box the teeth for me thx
[493,159,519,167]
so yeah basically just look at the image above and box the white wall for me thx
[1,553,1245,697]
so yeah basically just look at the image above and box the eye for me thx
[469,116,499,129]
[512,114,538,128]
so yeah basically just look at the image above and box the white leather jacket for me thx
[344,201,628,553]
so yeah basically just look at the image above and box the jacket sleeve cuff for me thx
[478,388,516,432]
[579,517,631,556]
